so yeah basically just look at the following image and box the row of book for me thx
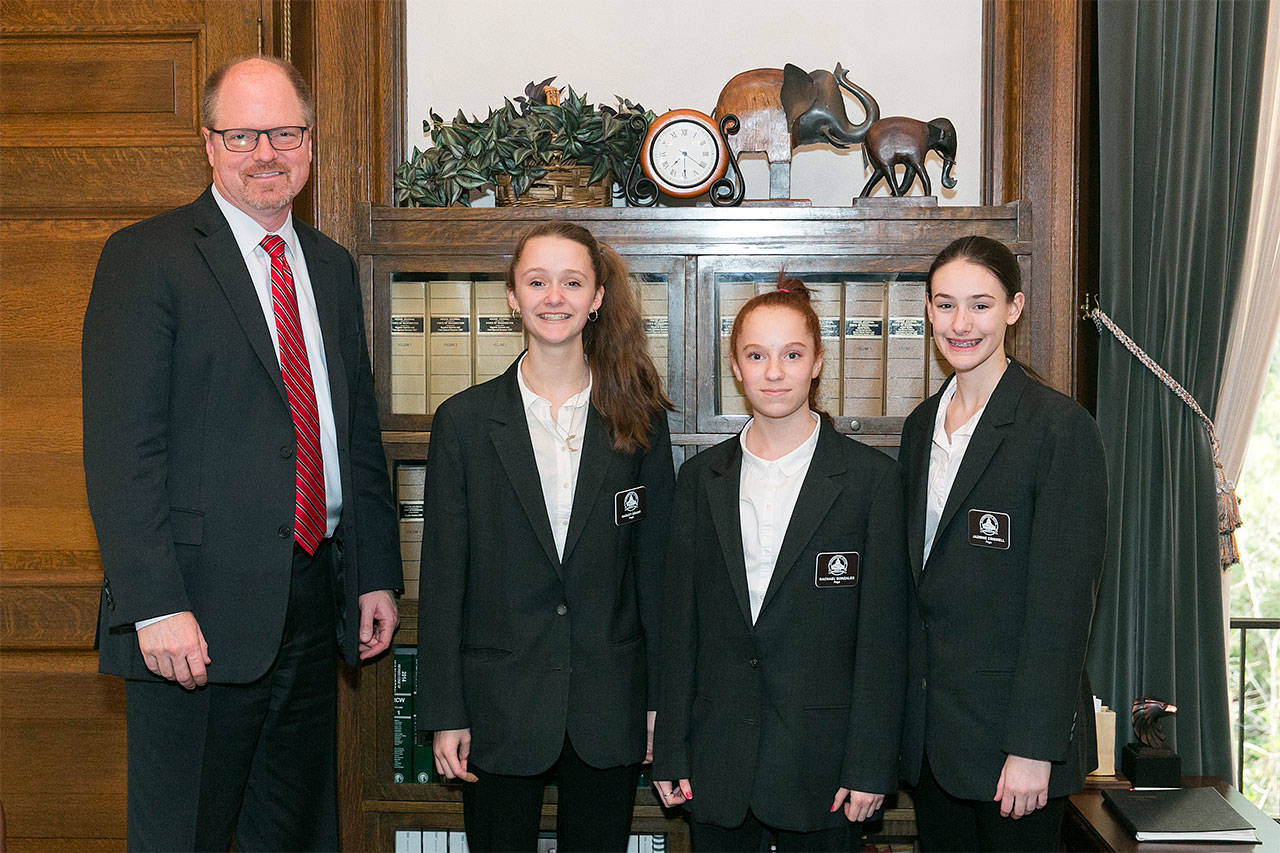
[394,831,668,853]
[390,273,950,421]
[715,275,948,418]
[390,274,670,416]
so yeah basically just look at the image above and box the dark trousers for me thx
[691,810,858,853]
[125,543,338,851]
[912,754,1066,852]
[463,734,640,852]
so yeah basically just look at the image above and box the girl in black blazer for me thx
[898,236,1107,851]
[416,222,675,853]
[653,280,909,852]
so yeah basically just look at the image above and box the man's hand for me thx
[831,788,884,823]
[434,728,478,782]
[357,589,398,660]
[994,754,1051,818]
[136,611,210,690]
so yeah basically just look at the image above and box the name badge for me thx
[968,509,1011,549]
[815,551,860,587]
[614,486,646,525]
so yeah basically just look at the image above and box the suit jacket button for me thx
[556,604,568,616]
[280,445,294,459]
[749,658,759,668]
[277,525,292,539]
[921,677,927,690]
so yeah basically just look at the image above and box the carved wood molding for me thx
[982,0,1094,401]
[280,0,404,252]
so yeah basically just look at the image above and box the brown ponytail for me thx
[506,222,673,453]
[728,273,833,425]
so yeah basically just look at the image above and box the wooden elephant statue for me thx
[715,62,879,199]
[858,116,957,197]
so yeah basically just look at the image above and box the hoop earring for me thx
[588,309,599,322]
[511,307,521,317]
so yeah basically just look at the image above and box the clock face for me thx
[641,110,728,198]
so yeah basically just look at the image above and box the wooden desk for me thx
[1063,776,1280,851]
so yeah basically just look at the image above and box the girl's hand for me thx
[433,728,478,782]
[653,778,692,807]
[831,788,884,823]
[994,754,1050,818]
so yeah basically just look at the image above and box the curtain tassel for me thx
[1215,461,1242,567]
[1084,297,1243,570]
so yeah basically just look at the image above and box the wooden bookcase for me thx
[343,202,1034,851]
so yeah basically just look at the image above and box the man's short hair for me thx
[201,55,315,129]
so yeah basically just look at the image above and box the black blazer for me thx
[653,421,908,832]
[82,188,402,682]
[898,362,1106,801]
[415,358,675,776]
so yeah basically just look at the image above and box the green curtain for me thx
[1089,0,1269,778]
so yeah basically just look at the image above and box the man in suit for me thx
[82,56,401,851]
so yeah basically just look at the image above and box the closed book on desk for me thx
[1102,787,1258,842]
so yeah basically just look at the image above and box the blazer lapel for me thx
[297,224,349,448]
[907,389,943,581]
[489,362,561,571]
[758,423,846,618]
[706,443,753,628]
[193,189,287,406]
[930,364,1027,564]
[561,405,610,564]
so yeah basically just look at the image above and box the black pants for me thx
[912,754,1066,852]
[125,543,338,851]
[463,734,640,852]
[691,810,858,852]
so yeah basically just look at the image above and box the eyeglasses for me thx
[207,126,308,152]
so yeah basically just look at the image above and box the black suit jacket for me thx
[83,188,402,682]
[652,422,909,832]
[898,362,1106,800]
[415,358,675,776]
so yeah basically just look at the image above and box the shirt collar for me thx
[515,352,592,413]
[740,412,821,476]
[210,183,300,260]
[931,379,986,447]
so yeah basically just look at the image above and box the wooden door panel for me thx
[0,31,202,144]
[0,1,262,847]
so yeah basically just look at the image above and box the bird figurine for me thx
[1131,697,1177,749]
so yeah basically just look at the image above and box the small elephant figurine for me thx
[859,116,957,197]
[715,63,879,199]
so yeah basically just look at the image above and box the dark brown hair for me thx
[506,222,673,453]
[728,274,832,424]
[201,56,315,129]
[927,235,1022,302]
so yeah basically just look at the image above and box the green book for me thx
[392,647,416,783]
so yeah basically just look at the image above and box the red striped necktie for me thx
[260,234,326,554]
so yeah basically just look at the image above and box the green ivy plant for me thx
[394,77,655,207]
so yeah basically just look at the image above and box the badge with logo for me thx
[815,551,860,587]
[967,509,1011,549]
[614,486,646,525]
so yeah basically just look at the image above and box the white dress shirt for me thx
[136,187,344,630]
[516,354,592,561]
[922,380,988,566]
[738,413,821,623]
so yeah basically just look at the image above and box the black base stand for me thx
[1121,742,1181,787]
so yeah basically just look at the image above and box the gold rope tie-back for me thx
[1084,297,1243,569]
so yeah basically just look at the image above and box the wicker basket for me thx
[494,164,612,207]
